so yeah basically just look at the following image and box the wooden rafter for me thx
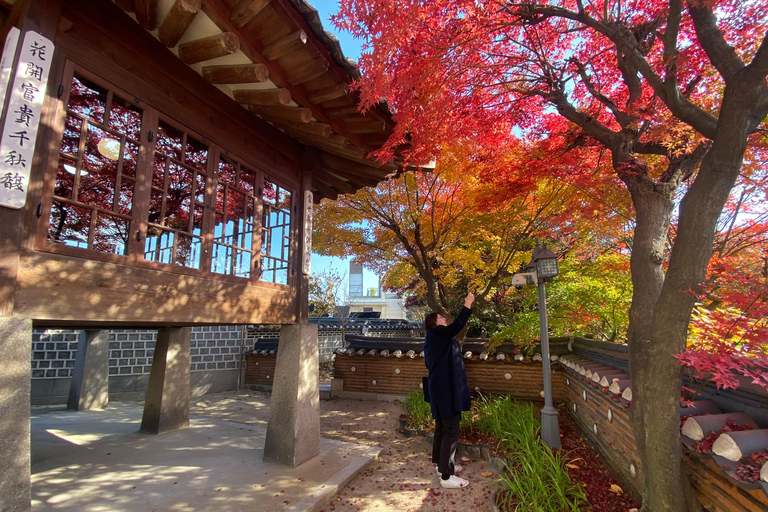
[307,83,347,105]
[311,178,338,201]
[199,0,375,150]
[249,104,312,123]
[135,0,158,30]
[324,105,359,118]
[262,29,307,61]
[202,63,269,84]
[233,88,291,106]
[230,0,271,28]
[157,0,201,47]
[178,32,240,64]
[285,58,328,86]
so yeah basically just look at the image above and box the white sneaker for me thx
[440,475,469,489]
[435,464,462,475]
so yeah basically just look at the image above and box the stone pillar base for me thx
[67,330,109,411]
[141,327,190,434]
[0,316,32,511]
[264,324,320,467]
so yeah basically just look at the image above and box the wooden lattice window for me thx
[143,119,209,269]
[47,74,141,255]
[211,156,260,279]
[261,179,292,285]
[40,65,296,288]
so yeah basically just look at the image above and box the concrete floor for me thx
[31,402,380,512]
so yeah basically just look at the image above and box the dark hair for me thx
[425,312,440,330]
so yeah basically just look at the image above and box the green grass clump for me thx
[402,390,432,431]
[481,396,587,511]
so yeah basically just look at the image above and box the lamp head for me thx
[534,244,559,279]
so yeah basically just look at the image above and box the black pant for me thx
[432,413,460,479]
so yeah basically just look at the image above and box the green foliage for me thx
[402,390,432,431]
[308,268,345,318]
[491,255,632,346]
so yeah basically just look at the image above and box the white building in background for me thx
[346,263,408,320]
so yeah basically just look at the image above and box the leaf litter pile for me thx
[555,404,641,512]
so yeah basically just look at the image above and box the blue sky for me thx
[308,0,379,294]
[309,0,364,61]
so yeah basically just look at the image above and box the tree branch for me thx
[569,57,638,128]
[504,3,720,139]
[687,1,745,82]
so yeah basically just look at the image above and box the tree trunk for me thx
[622,176,675,506]
[637,71,765,512]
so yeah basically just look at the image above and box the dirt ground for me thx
[191,390,500,512]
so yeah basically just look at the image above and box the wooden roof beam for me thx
[319,151,393,179]
[178,32,240,64]
[317,165,380,188]
[115,0,135,12]
[286,58,329,86]
[202,63,269,84]
[231,0,271,28]
[158,0,201,47]
[312,167,357,194]
[233,88,291,106]
[135,0,158,30]
[200,0,376,147]
[262,29,308,61]
[280,125,341,148]
[249,104,312,123]
[360,133,391,146]
[344,121,387,134]
[311,178,338,201]
[324,105,359,118]
[307,83,347,105]
[287,121,332,138]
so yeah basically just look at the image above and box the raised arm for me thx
[440,293,475,338]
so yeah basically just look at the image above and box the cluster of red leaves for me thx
[735,451,768,483]
[692,419,755,454]
[677,257,768,392]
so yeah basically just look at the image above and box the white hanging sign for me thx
[0,30,54,209]
[303,189,313,275]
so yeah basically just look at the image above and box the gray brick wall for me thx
[31,331,79,379]
[32,327,245,380]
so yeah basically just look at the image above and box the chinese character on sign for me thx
[25,61,43,80]
[5,150,26,168]
[14,104,34,126]
[20,82,38,101]
[0,171,25,192]
[9,130,29,147]
[29,41,46,60]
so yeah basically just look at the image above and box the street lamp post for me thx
[526,241,561,449]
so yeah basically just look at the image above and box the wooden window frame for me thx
[35,61,295,288]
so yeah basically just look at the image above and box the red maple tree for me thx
[334,1,768,510]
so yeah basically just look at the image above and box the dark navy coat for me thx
[424,307,472,420]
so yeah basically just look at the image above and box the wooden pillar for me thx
[296,168,312,323]
[67,330,109,411]
[140,327,191,434]
[263,323,320,467]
